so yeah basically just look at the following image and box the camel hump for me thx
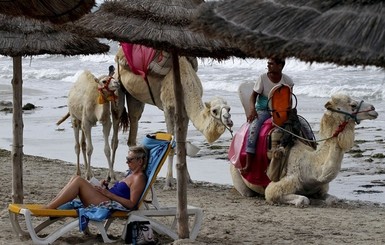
[56,112,70,126]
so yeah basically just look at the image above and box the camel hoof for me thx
[295,196,310,208]
[325,195,339,205]
[163,185,173,191]
[163,178,175,190]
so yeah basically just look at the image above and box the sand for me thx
[1,149,385,245]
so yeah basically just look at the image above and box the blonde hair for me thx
[128,146,148,170]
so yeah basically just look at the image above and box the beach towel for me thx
[59,199,129,232]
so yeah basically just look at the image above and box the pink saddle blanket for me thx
[228,118,274,187]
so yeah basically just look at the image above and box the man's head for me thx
[267,56,286,73]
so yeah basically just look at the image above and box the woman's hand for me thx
[94,186,110,198]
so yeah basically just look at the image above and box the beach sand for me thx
[1,149,385,245]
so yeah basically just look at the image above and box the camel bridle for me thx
[272,100,375,143]
[212,106,234,137]
[326,100,365,125]
[97,76,118,103]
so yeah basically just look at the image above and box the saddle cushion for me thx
[240,118,274,188]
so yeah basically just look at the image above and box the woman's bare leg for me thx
[45,175,109,209]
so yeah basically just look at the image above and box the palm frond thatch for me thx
[68,0,246,59]
[0,0,96,24]
[0,14,109,57]
[192,0,385,67]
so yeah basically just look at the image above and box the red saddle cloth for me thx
[229,118,274,188]
[121,42,156,80]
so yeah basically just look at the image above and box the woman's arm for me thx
[95,175,146,209]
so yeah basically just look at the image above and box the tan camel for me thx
[115,47,234,189]
[57,67,121,181]
[231,92,378,207]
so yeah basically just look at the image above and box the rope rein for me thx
[271,100,365,143]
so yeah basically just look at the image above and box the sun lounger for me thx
[8,132,203,244]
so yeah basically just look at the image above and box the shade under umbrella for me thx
[66,0,246,239]
[0,0,96,24]
[192,0,385,67]
[0,14,109,206]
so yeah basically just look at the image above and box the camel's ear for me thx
[204,102,211,109]
[324,101,333,110]
[108,65,115,77]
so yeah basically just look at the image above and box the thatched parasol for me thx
[70,0,246,59]
[0,0,96,24]
[0,14,109,205]
[0,15,109,56]
[191,0,385,67]
[67,0,245,239]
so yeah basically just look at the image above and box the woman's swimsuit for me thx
[109,181,130,199]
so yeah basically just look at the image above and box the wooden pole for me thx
[11,56,24,204]
[171,52,189,238]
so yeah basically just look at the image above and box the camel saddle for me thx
[230,111,316,187]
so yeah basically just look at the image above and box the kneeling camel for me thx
[231,93,378,207]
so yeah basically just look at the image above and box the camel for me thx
[231,91,378,207]
[57,67,122,181]
[114,47,234,189]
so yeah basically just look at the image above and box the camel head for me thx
[321,93,378,150]
[324,93,378,124]
[202,97,233,143]
[95,74,120,104]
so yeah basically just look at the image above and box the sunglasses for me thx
[126,156,141,163]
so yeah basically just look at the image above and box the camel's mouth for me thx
[368,111,379,119]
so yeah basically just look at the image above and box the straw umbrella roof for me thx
[0,0,95,24]
[69,0,246,59]
[0,14,109,57]
[191,0,385,67]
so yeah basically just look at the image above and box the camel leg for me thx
[163,107,176,190]
[163,150,175,191]
[265,176,310,207]
[229,164,257,197]
[310,184,339,205]
[163,106,193,190]
[82,121,94,180]
[126,93,144,146]
[80,131,87,175]
[101,118,114,181]
[72,118,82,176]
[110,96,125,181]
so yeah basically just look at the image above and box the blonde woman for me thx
[45,146,148,210]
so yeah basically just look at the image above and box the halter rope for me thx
[217,106,233,137]
[98,76,117,104]
[272,100,366,143]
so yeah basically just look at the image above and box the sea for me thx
[1,42,385,204]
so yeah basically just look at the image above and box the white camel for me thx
[114,47,234,189]
[57,67,121,180]
[231,92,378,207]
